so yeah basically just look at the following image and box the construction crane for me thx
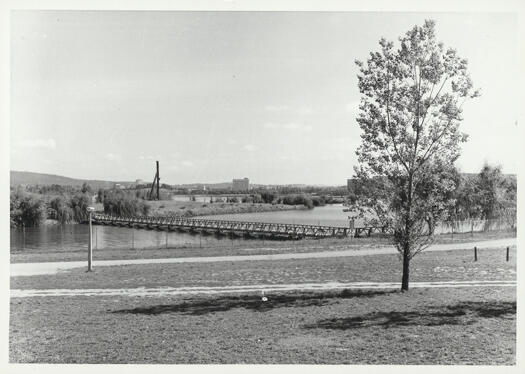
[148,161,160,200]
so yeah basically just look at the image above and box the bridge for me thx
[91,213,351,239]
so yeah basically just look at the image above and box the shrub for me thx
[69,193,92,222]
[102,190,150,217]
[48,196,74,223]
[10,190,46,227]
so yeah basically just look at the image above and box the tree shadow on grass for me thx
[305,301,516,330]
[111,289,396,316]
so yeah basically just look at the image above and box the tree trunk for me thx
[401,247,410,291]
[402,172,414,292]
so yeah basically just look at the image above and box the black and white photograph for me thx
[2,0,523,370]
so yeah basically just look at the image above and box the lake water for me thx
[199,204,352,226]
[10,204,353,254]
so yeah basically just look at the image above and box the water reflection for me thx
[10,205,352,253]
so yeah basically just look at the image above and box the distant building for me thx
[135,179,145,186]
[232,178,250,192]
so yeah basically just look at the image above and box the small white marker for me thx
[261,290,268,302]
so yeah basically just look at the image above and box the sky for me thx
[9,11,520,185]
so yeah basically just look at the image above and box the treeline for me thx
[130,184,348,197]
[24,182,94,196]
[449,165,516,223]
[348,163,516,225]
[10,184,152,228]
[209,192,338,209]
[10,189,92,227]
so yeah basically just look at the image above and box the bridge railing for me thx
[92,213,349,238]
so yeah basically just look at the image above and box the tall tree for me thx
[351,20,479,290]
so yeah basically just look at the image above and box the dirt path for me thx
[10,237,516,277]
[10,280,516,298]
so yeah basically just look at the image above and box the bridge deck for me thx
[92,214,350,239]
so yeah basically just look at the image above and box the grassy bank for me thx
[147,199,305,217]
[10,228,516,264]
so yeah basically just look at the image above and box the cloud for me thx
[263,122,312,131]
[139,155,162,161]
[265,105,289,112]
[243,144,256,152]
[181,160,194,167]
[227,138,238,145]
[17,138,56,149]
[105,153,122,161]
[297,106,314,116]
[284,123,312,131]
[265,104,315,116]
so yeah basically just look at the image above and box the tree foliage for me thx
[48,196,74,224]
[350,20,479,290]
[102,190,150,217]
[10,190,46,227]
[69,193,92,222]
[449,164,516,226]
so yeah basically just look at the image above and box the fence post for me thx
[506,246,509,262]
[474,246,477,262]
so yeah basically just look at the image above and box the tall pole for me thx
[88,209,93,271]
[156,160,160,200]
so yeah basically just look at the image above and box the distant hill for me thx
[10,171,130,190]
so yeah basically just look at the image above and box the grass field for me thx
[11,245,516,289]
[10,244,516,364]
[10,287,515,364]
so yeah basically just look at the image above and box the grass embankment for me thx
[10,247,516,364]
[147,199,305,217]
[10,228,516,264]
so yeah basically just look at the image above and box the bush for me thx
[48,196,74,223]
[278,194,314,209]
[10,190,46,227]
[102,190,150,217]
[69,193,92,222]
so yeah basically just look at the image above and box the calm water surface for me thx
[10,204,353,254]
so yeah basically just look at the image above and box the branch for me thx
[384,66,410,173]
[418,76,448,130]
[416,97,465,170]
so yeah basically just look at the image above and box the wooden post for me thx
[474,246,477,262]
[506,246,509,262]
